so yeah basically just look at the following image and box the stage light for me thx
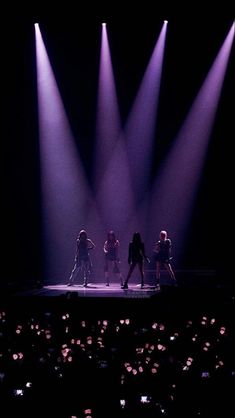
[125,21,168,202]
[149,22,235,263]
[94,22,134,258]
[35,23,102,284]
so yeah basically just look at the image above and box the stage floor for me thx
[1,274,234,318]
[35,283,159,298]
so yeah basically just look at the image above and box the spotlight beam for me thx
[94,23,135,251]
[94,23,122,185]
[35,24,102,282]
[125,21,168,202]
[148,22,234,263]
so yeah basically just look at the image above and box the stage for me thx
[15,282,160,298]
[1,273,234,319]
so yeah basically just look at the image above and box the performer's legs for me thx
[83,260,91,287]
[104,260,110,286]
[122,263,136,288]
[156,261,161,288]
[116,272,124,287]
[68,262,78,286]
[164,263,176,282]
[137,261,144,288]
[105,273,110,286]
[114,261,123,286]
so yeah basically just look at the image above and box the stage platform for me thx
[15,282,160,298]
[1,274,235,319]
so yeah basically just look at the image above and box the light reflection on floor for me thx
[43,283,159,298]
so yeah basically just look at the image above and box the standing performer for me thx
[154,230,176,288]
[103,230,123,286]
[122,232,150,289]
[68,230,95,287]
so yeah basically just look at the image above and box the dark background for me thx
[2,4,234,286]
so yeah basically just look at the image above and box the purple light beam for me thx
[94,24,135,252]
[125,21,168,202]
[35,23,101,282]
[94,23,122,185]
[148,22,234,263]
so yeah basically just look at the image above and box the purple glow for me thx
[94,23,135,264]
[35,24,102,282]
[94,23,122,185]
[95,22,168,272]
[96,135,135,235]
[149,23,234,262]
[125,22,167,200]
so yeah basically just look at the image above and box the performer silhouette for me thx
[154,230,176,288]
[68,230,95,287]
[103,231,123,286]
[122,232,150,289]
